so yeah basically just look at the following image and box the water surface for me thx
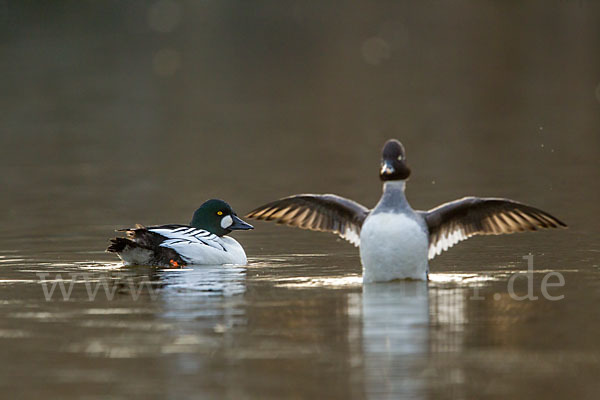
[1,1,599,399]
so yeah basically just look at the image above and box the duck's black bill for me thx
[230,215,254,230]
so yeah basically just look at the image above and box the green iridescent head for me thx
[190,199,253,236]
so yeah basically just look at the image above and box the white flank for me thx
[149,227,248,265]
[359,213,429,282]
[162,236,247,265]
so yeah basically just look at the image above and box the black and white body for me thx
[245,139,566,282]
[107,199,253,267]
[360,180,429,281]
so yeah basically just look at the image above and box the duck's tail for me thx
[107,237,133,253]
[106,237,155,265]
[107,236,185,267]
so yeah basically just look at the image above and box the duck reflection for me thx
[350,281,429,399]
[351,279,472,399]
[157,265,247,297]
[114,264,247,299]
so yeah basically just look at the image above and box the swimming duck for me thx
[107,199,253,267]
[245,139,567,282]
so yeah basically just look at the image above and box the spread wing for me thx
[421,197,567,259]
[245,194,370,246]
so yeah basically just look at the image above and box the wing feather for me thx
[422,197,567,259]
[245,194,370,246]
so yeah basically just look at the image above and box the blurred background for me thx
[1,0,598,243]
[0,1,599,399]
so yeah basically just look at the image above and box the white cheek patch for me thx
[220,215,233,229]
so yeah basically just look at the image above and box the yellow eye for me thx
[217,211,223,216]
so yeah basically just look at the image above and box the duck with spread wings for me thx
[246,139,566,282]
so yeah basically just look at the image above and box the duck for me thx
[107,199,253,267]
[245,139,567,282]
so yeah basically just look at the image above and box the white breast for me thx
[359,212,429,282]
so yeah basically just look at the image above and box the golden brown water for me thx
[1,1,599,399]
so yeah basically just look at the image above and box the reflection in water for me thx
[427,282,471,398]
[352,280,473,399]
[158,264,247,385]
[355,282,429,399]
[157,265,247,297]
[0,1,598,396]
[275,274,362,288]
[428,285,469,383]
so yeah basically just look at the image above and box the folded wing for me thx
[148,226,227,252]
[421,197,567,259]
[245,194,370,246]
